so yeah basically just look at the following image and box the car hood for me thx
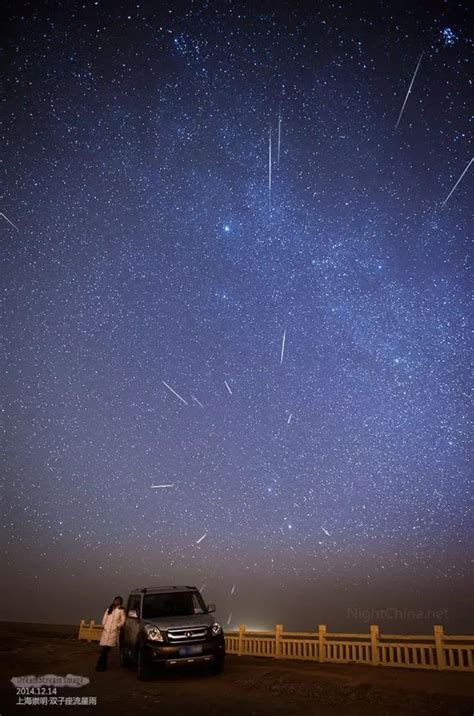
[142,614,215,630]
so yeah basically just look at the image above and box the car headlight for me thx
[144,624,164,642]
[211,622,222,636]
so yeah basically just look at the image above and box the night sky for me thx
[2,1,472,633]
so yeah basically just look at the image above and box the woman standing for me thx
[95,596,126,671]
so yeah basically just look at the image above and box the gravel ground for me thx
[0,622,473,715]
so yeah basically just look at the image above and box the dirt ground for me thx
[0,622,473,715]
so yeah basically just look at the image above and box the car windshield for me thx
[142,591,206,619]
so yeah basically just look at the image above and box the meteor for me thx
[0,212,19,231]
[277,109,282,165]
[162,380,188,405]
[442,158,473,205]
[395,52,424,129]
[268,124,272,208]
[280,328,286,365]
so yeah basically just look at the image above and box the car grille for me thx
[167,626,208,643]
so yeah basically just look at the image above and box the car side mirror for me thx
[128,609,138,619]
[207,604,216,613]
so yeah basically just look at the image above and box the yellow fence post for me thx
[318,624,326,663]
[434,625,446,670]
[370,625,379,665]
[275,624,283,658]
[89,620,96,643]
[238,624,245,656]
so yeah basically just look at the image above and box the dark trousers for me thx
[96,646,111,671]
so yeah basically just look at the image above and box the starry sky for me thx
[2,0,472,633]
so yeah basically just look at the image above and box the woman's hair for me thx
[107,596,123,615]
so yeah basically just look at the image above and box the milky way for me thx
[2,1,472,631]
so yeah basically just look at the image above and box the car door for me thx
[123,595,141,655]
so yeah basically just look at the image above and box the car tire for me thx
[210,656,225,675]
[137,647,152,681]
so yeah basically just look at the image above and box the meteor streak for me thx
[268,124,272,208]
[224,380,233,395]
[162,380,188,405]
[395,52,424,129]
[151,484,174,489]
[442,158,473,205]
[196,532,207,544]
[0,212,19,231]
[280,328,286,365]
[277,110,281,165]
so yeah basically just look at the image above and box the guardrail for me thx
[78,620,104,642]
[77,621,474,672]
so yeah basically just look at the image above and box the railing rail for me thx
[77,620,474,672]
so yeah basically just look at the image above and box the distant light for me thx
[223,225,230,233]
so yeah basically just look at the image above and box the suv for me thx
[119,585,225,680]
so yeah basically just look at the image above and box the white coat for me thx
[100,606,126,647]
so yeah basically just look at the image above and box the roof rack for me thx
[130,585,198,594]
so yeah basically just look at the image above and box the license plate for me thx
[179,645,202,656]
